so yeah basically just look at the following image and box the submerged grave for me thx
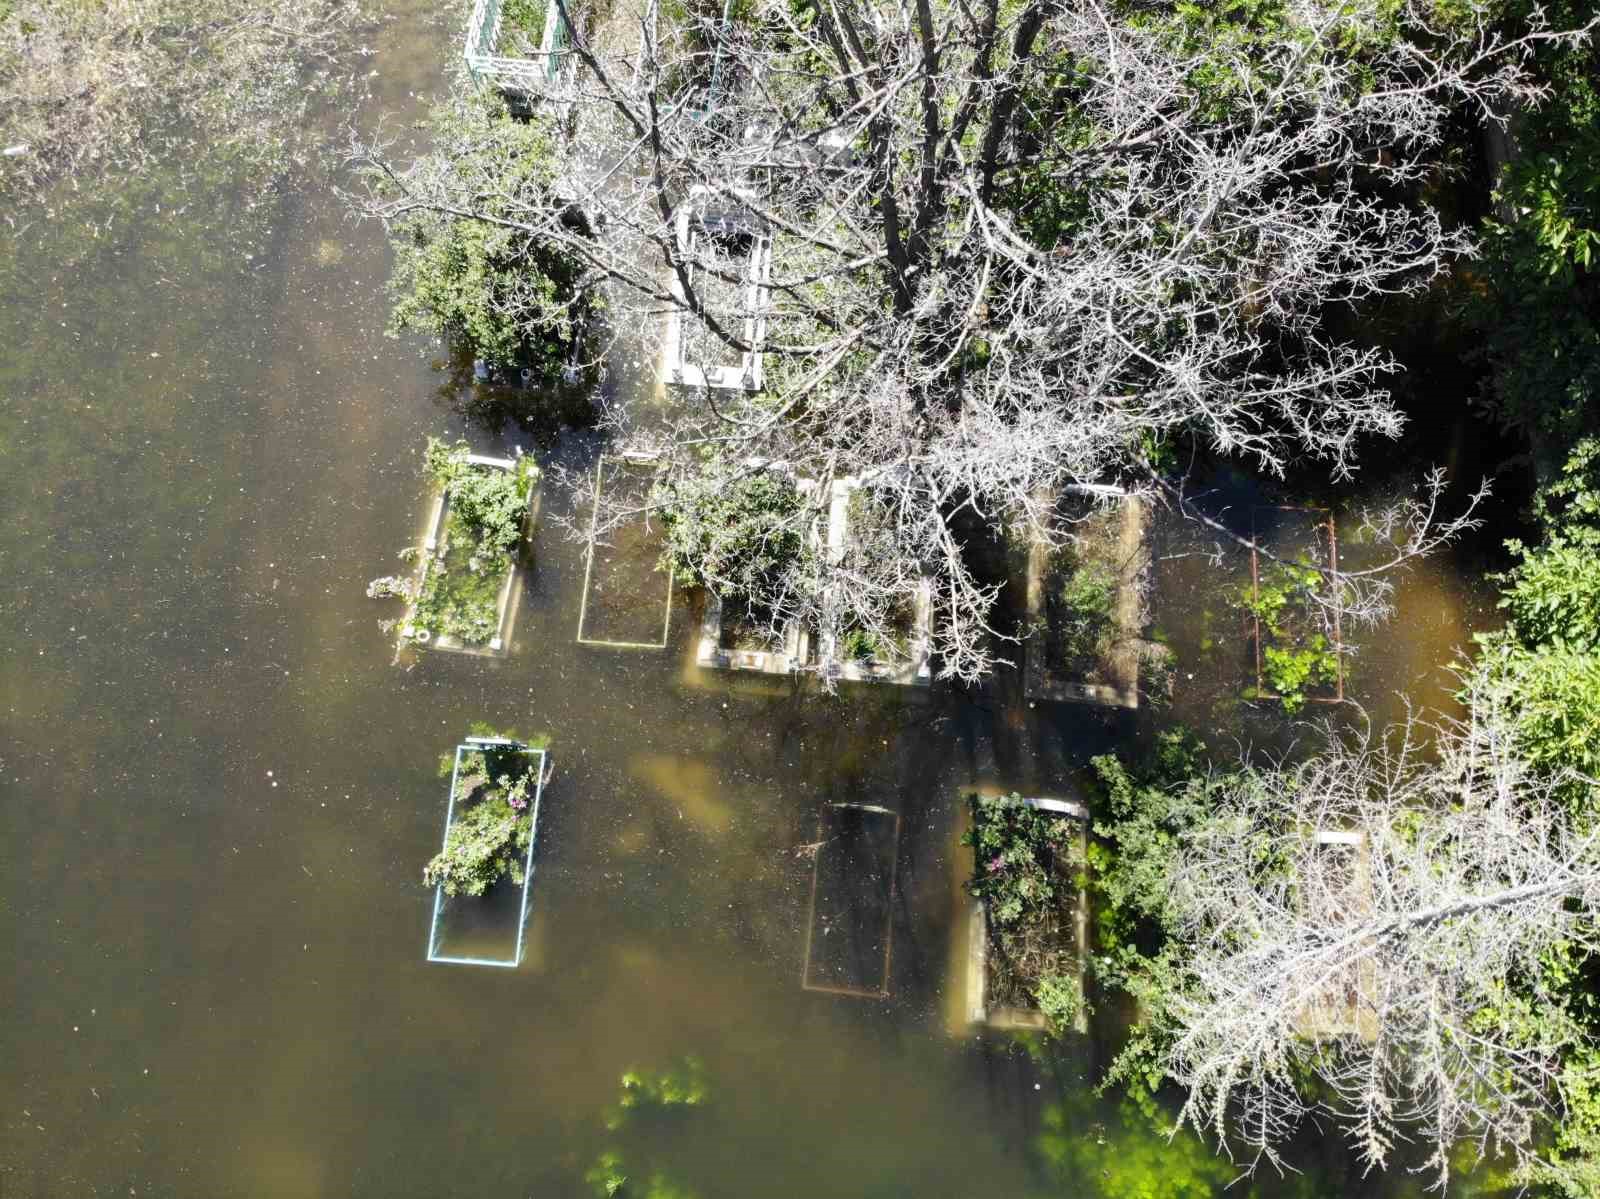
[426,736,550,968]
[1245,506,1345,708]
[817,475,934,686]
[694,469,820,677]
[578,454,675,649]
[1024,494,1147,708]
[965,795,1088,1034]
[663,187,772,394]
[395,448,540,658]
[802,803,901,999]
[463,0,579,101]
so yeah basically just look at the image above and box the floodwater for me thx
[0,7,1498,1197]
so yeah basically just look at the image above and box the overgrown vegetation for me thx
[1239,559,1341,713]
[388,438,539,646]
[963,793,1086,1035]
[384,89,594,378]
[423,742,541,897]
[656,466,811,601]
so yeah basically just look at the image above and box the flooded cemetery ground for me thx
[0,7,1506,1198]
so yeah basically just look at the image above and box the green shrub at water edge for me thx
[386,90,592,378]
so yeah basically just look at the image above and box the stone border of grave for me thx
[662,186,773,394]
[1023,493,1146,709]
[398,453,538,660]
[965,795,1089,1034]
[817,474,934,686]
[576,452,675,650]
[425,737,550,969]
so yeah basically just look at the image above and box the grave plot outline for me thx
[576,453,675,650]
[1022,491,1147,709]
[801,801,902,1000]
[396,452,538,661]
[965,795,1089,1033]
[426,737,548,969]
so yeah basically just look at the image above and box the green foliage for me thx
[1035,972,1086,1036]
[585,1152,628,1198]
[1087,731,1214,1115]
[1239,560,1339,712]
[618,1058,709,1113]
[387,91,590,375]
[405,440,539,644]
[1035,1093,1233,1199]
[1472,1,1600,454]
[422,745,538,897]
[1048,554,1117,673]
[655,468,810,600]
[588,1059,708,1198]
[839,626,881,662]
[963,794,1080,926]
[500,0,548,46]
[1474,438,1600,790]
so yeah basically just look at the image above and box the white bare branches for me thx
[1163,680,1600,1189]
[349,0,1590,681]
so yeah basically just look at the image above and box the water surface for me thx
[0,9,1494,1196]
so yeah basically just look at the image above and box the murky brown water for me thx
[0,7,1499,1197]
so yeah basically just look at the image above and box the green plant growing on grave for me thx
[501,0,549,49]
[964,794,1076,924]
[1036,971,1086,1036]
[656,468,811,601]
[964,793,1086,1021]
[1239,559,1340,712]
[398,439,539,645]
[423,745,539,897]
[1047,553,1117,675]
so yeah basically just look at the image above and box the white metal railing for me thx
[464,0,573,96]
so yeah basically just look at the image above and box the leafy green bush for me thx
[1087,731,1216,1117]
[403,439,540,644]
[386,91,592,377]
[1473,439,1600,793]
[423,746,538,897]
[1035,972,1086,1036]
[1049,555,1117,672]
[1238,560,1340,712]
[656,467,811,600]
[963,794,1079,926]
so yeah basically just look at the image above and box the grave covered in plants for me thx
[660,463,820,675]
[1242,506,1345,712]
[1024,495,1147,708]
[373,438,540,657]
[802,803,900,999]
[577,454,674,649]
[425,734,549,967]
[963,793,1088,1034]
[819,476,933,686]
